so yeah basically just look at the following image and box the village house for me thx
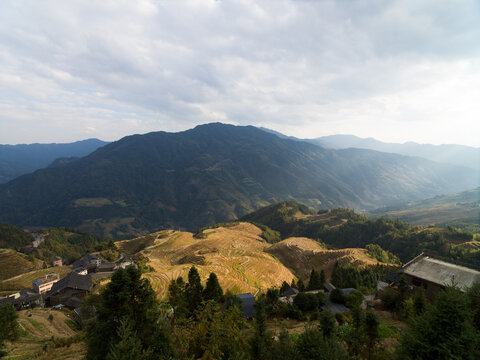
[0,289,42,310]
[32,273,59,294]
[45,272,93,307]
[71,254,102,273]
[236,293,256,318]
[51,256,63,267]
[399,253,480,299]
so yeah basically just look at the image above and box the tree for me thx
[167,276,186,317]
[0,304,19,357]
[320,269,326,286]
[319,311,336,339]
[203,273,224,303]
[185,266,204,315]
[345,290,364,309]
[86,267,174,360]
[307,269,322,290]
[251,297,268,359]
[106,318,147,360]
[280,281,290,293]
[364,308,379,360]
[297,279,305,292]
[396,286,480,360]
[296,327,347,360]
[294,293,319,312]
[467,282,480,331]
[329,288,345,304]
[413,288,427,316]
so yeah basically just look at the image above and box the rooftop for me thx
[402,254,480,290]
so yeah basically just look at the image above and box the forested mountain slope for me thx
[0,123,476,238]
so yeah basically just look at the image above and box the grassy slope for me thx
[116,222,389,299]
[0,249,44,281]
[3,308,84,360]
[0,265,72,292]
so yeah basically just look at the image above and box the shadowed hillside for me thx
[0,124,476,238]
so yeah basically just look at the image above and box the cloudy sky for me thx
[0,0,479,146]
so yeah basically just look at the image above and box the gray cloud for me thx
[0,0,479,145]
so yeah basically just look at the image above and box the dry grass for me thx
[3,308,85,360]
[0,266,72,291]
[267,237,392,280]
[117,222,388,299]
[0,249,45,281]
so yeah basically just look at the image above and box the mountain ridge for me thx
[0,123,476,238]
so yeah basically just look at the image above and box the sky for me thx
[0,0,479,147]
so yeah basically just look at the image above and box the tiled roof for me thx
[46,273,92,298]
[402,255,480,291]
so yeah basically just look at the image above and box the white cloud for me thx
[0,0,479,146]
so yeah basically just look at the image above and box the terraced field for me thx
[118,222,388,299]
[3,308,85,360]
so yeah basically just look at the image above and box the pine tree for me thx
[290,278,297,289]
[397,286,480,360]
[106,318,145,360]
[297,279,305,292]
[168,276,187,317]
[280,281,290,293]
[251,298,268,359]
[86,267,174,360]
[320,269,326,286]
[307,269,322,290]
[185,266,204,315]
[319,311,336,339]
[203,272,224,302]
[364,308,379,360]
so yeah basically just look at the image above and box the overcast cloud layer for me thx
[0,0,479,146]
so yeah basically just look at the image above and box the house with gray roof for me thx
[236,293,255,318]
[45,272,92,307]
[400,253,480,299]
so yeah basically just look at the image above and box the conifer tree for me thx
[185,266,204,315]
[86,267,174,360]
[320,269,326,286]
[297,279,305,292]
[364,308,379,360]
[397,286,480,360]
[307,269,322,290]
[280,281,290,293]
[168,276,186,317]
[251,298,268,359]
[203,272,224,302]
[290,278,297,289]
[106,318,145,360]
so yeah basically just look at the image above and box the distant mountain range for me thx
[0,123,477,238]
[0,138,108,183]
[260,128,480,171]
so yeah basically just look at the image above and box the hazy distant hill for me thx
[310,134,480,171]
[0,138,108,183]
[370,187,480,227]
[0,123,476,238]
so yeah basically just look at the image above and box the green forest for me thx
[75,265,480,360]
[243,202,480,267]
